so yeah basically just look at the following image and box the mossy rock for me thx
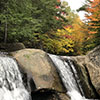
[0,43,25,52]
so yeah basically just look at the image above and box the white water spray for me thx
[0,56,30,100]
[49,54,87,100]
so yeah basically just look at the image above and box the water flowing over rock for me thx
[11,49,70,100]
[10,46,100,100]
[48,54,86,100]
[0,56,30,100]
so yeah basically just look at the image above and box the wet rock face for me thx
[72,45,100,98]
[87,45,100,67]
[31,89,70,100]
[86,46,100,97]
[20,69,37,92]
[72,59,98,98]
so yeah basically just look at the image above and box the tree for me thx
[0,0,35,42]
[26,0,73,50]
[0,0,67,44]
[71,16,89,54]
[0,0,8,43]
[86,0,100,47]
[78,0,100,50]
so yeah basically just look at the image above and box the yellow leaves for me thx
[69,16,90,55]
[57,29,66,35]
[64,26,72,33]
[57,26,72,38]
[72,17,88,43]
[65,27,72,33]
[43,30,75,54]
[62,48,74,53]
[57,29,61,32]
[59,38,74,53]
[62,48,69,53]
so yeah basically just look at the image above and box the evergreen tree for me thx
[0,0,67,44]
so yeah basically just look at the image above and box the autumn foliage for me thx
[0,0,93,55]
[86,0,100,34]
[71,17,89,54]
[84,0,100,50]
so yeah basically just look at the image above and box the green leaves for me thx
[0,0,77,55]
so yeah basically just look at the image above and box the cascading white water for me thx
[0,56,30,100]
[48,54,87,100]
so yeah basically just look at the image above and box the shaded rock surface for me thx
[86,46,100,97]
[0,43,25,52]
[72,56,98,98]
[71,45,100,98]
[31,89,69,100]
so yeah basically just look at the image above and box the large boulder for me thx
[11,49,70,100]
[86,46,100,96]
[72,56,98,98]
[11,49,65,91]
[72,45,100,98]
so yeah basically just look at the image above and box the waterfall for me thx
[0,56,30,100]
[48,54,87,100]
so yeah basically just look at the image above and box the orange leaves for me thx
[87,7,95,13]
[57,0,60,2]
[88,31,97,34]
[56,6,60,9]
[86,0,100,34]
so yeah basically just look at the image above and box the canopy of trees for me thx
[0,0,93,55]
[0,0,66,42]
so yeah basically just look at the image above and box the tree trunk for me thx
[4,18,7,43]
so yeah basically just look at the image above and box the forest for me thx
[0,0,100,55]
